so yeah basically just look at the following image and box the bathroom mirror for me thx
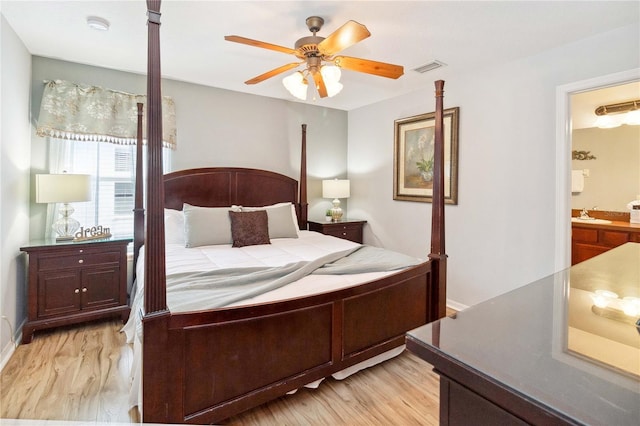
[570,81,640,212]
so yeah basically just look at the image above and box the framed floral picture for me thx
[393,107,459,204]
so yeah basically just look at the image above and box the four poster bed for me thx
[130,2,448,424]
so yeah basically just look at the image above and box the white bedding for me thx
[123,230,419,413]
[124,231,399,334]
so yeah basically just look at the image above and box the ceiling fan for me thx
[224,16,404,99]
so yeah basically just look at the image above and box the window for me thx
[114,182,134,215]
[115,149,133,172]
[52,139,171,237]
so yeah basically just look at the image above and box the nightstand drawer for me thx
[324,225,361,241]
[39,250,121,270]
[308,219,366,244]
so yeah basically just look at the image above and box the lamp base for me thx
[53,203,81,241]
[330,198,343,222]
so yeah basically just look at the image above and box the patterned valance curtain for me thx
[36,79,177,149]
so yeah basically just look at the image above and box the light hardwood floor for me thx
[1,319,443,425]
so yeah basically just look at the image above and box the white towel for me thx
[571,170,584,193]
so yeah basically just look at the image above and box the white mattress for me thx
[123,231,408,413]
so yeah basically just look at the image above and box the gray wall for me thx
[348,23,640,308]
[1,15,31,368]
[30,57,349,240]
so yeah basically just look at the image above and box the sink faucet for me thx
[580,208,591,219]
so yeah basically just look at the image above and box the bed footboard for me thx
[145,262,431,424]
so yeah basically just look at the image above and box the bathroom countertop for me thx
[571,218,640,232]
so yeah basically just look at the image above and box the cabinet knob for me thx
[342,232,347,236]
[74,289,80,294]
[78,259,84,264]
[79,249,83,253]
[82,288,87,293]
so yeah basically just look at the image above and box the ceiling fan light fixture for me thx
[321,65,343,97]
[325,81,343,98]
[283,71,307,100]
[227,15,403,101]
[320,65,341,84]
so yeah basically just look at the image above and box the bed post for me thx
[299,124,308,229]
[428,80,447,320]
[142,0,172,422]
[133,102,144,278]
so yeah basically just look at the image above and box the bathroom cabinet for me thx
[571,220,640,265]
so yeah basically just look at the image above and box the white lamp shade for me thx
[320,65,341,84]
[322,179,350,199]
[282,71,308,100]
[36,174,92,203]
[320,66,343,97]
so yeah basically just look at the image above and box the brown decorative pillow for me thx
[229,210,271,247]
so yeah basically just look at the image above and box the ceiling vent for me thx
[413,60,446,74]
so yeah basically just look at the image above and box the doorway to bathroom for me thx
[555,69,640,271]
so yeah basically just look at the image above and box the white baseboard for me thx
[1,337,17,373]
[1,319,23,373]
[446,299,469,312]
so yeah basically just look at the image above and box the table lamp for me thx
[322,179,350,222]
[36,173,91,241]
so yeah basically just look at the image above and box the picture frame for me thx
[393,107,459,204]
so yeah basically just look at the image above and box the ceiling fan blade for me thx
[313,72,328,98]
[333,56,404,79]
[245,62,303,85]
[317,20,370,56]
[225,35,297,55]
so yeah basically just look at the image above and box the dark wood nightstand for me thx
[308,219,367,244]
[20,237,131,343]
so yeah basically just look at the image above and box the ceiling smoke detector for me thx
[87,16,110,31]
[413,60,446,74]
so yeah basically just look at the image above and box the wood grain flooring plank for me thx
[1,321,135,423]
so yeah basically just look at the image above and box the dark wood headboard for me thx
[133,123,309,278]
[163,167,305,228]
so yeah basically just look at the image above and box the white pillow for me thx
[164,208,185,245]
[182,203,233,247]
[237,202,300,239]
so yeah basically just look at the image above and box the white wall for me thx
[571,125,640,212]
[0,14,31,368]
[30,57,348,240]
[348,24,640,308]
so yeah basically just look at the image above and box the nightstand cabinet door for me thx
[37,270,82,318]
[81,266,121,310]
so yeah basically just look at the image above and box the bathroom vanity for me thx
[571,210,640,264]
